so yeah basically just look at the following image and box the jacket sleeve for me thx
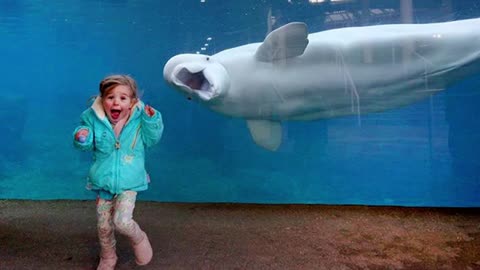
[73,110,94,151]
[141,107,164,148]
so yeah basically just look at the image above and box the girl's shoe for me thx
[133,231,153,265]
[97,248,118,270]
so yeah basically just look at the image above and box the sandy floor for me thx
[0,200,479,270]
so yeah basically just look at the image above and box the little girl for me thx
[73,74,164,269]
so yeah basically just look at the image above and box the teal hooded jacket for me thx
[73,97,163,195]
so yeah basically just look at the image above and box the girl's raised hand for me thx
[75,128,89,143]
[145,105,156,117]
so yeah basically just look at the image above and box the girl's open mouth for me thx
[111,109,121,120]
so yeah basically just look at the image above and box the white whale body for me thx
[164,18,480,151]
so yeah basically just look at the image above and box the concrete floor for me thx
[1,200,479,270]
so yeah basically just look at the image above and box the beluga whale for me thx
[163,18,480,151]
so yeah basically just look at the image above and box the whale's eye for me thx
[206,57,210,61]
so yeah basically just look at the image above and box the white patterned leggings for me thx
[96,191,145,251]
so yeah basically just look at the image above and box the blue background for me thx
[1,0,479,206]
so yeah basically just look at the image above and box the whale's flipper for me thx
[246,120,282,151]
[255,22,309,62]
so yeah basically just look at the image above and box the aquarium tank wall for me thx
[1,0,479,207]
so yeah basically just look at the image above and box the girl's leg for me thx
[96,197,117,270]
[113,191,153,265]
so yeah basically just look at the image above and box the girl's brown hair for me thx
[99,74,139,99]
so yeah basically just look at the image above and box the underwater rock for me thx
[164,18,480,151]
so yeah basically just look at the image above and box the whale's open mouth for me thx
[176,68,214,100]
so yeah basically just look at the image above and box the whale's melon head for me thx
[163,54,230,103]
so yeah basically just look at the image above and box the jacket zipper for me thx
[114,121,128,194]
[131,124,142,149]
[113,120,138,193]
[103,112,137,194]
[104,118,122,194]
[114,139,120,194]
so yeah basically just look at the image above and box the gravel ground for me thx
[1,200,479,270]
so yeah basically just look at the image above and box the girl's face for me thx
[102,85,135,125]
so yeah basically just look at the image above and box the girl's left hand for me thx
[145,105,156,117]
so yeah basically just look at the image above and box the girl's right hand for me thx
[75,129,89,143]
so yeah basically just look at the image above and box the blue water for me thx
[1,0,479,206]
